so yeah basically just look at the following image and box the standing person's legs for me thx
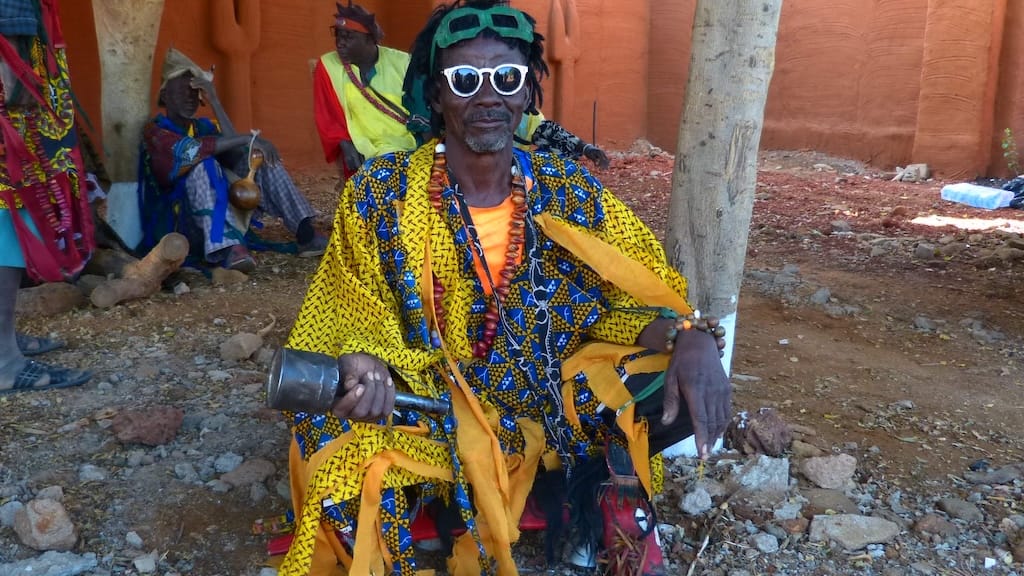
[0,267,25,380]
[0,266,92,394]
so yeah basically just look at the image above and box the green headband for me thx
[430,6,535,70]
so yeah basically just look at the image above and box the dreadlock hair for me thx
[334,1,384,43]
[404,0,549,137]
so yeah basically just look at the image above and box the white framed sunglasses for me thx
[440,63,529,98]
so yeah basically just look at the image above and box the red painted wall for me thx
[57,0,1024,177]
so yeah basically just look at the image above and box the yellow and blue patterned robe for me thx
[282,141,691,576]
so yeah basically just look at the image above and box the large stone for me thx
[219,332,263,361]
[680,485,713,516]
[936,498,984,522]
[220,458,276,488]
[0,550,98,575]
[809,514,900,550]
[733,455,791,493]
[914,513,959,538]
[790,440,825,459]
[110,406,185,446]
[800,488,859,517]
[801,454,857,489]
[0,500,24,527]
[16,283,87,317]
[964,464,1022,485]
[14,498,78,551]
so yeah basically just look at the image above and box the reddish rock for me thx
[801,454,858,489]
[779,517,810,534]
[914,513,959,538]
[110,406,185,446]
[725,408,793,457]
[220,459,276,488]
[13,498,77,551]
[1013,540,1024,563]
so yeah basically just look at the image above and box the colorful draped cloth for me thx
[282,141,692,576]
[0,0,93,280]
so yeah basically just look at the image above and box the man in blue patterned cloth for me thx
[278,2,731,575]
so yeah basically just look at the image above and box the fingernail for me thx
[354,385,364,398]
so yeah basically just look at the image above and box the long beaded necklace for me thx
[427,142,528,358]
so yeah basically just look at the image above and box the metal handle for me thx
[394,391,450,415]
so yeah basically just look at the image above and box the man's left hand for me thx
[662,329,731,459]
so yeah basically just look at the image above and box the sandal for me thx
[224,245,257,274]
[16,332,64,356]
[0,360,91,396]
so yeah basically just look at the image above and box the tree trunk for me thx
[91,0,166,183]
[665,0,782,374]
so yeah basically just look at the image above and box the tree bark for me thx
[91,0,166,183]
[665,0,782,374]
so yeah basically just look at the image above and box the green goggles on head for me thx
[430,6,535,70]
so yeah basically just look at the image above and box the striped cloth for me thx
[0,0,37,36]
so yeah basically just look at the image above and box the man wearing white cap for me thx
[138,48,327,273]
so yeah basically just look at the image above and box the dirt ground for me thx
[2,146,1023,575]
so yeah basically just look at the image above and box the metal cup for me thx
[267,347,452,414]
[266,347,340,413]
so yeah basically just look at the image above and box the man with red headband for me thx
[312,1,416,179]
[314,1,609,181]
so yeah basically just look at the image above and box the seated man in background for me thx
[312,1,416,180]
[140,48,327,273]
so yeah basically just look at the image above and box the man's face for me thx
[434,36,529,154]
[162,73,200,118]
[334,27,375,64]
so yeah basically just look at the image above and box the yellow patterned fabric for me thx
[282,140,691,576]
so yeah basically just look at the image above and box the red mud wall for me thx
[57,0,1024,177]
[647,1,695,154]
[761,0,930,172]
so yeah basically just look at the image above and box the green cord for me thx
[615,372,666,417]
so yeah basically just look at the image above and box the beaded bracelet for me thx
[661,308,727,356]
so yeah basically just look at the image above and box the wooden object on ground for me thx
[84,248,139,278]
[16,283,87,317]
[90,233,189,309]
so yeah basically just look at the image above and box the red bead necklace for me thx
[427,142,527,358]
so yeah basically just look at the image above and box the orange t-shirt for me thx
[466,197,522,295]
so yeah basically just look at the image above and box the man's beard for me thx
[464,110,513,153]
[465,125,512,153]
